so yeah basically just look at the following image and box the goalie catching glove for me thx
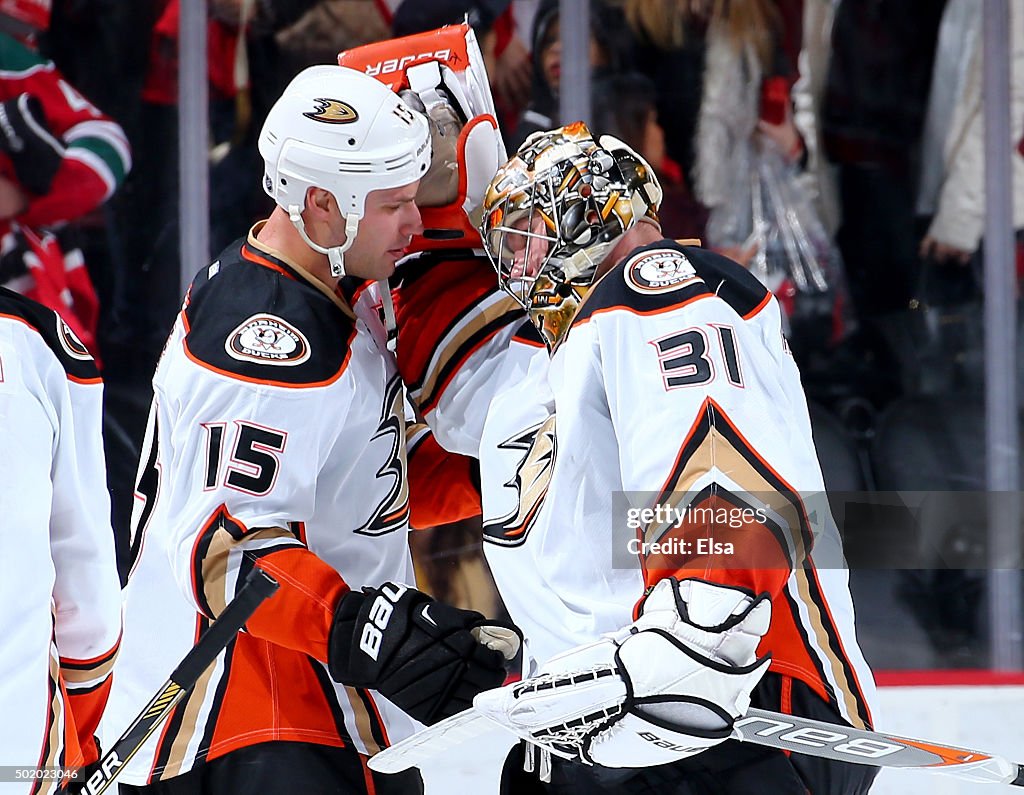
[328,581,521,725]
[473,578,771,767]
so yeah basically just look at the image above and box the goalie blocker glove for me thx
[0,93,64,197]
[328,581,521,725]
[474,578,772,768]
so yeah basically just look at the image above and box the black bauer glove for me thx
[0,93,64,196]
[328,582,521,725]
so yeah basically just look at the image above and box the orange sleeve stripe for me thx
[239,246,294,279]
[408,433,481,529]
[417,331,500,414]
[65,676,112,766]
[639,396,811,597]
[802,555,875,727]
[249,548,350,661]
[360,754,377,794]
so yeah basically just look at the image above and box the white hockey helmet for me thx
[258,64,432,277]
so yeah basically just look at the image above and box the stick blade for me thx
[737,708,1021,785]
[369,709,504,773]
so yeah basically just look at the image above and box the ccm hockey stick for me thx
[369,703,1024,786]
[76,567,280,794]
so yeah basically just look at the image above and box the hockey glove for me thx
[0,93,64,196]
[328,581,521,725]
[474,578,771,768]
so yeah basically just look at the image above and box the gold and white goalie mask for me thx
[480,122,663,348]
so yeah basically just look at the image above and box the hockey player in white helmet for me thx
[459,122,877,793]
[338,24,531,524]
[108,64,519,795]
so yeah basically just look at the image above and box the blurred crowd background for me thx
[4,0,1022,673]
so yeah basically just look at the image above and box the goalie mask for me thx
[258,64,431,277]
[480,122,663,348]
[338,23,506,250]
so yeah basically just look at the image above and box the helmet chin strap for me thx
[287,204,398,352]
[287,204,360,278]
[378,279,398,353]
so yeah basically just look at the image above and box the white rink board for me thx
[870,684,1024,795]
[414,685,1024,794]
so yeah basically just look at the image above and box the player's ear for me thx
[305,187,334,217]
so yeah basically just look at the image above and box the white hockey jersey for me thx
[0,288,121,791]
[106,226,419,784]
[400,241,876,731]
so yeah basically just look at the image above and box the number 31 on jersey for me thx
[651,325,744,390]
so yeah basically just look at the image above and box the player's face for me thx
[505,212,550,279]
[337,182,423,280]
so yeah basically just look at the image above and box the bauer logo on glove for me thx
[329,581,522,725]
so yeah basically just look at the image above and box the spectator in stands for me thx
[589,71,699,239]
[509,0,632,151]
[822,0,946,321]
[917,0,1023,272]
[113,0,325,381]
[624,0,804,254]
[0,1,131,360]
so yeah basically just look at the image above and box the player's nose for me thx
[401,201,423,237]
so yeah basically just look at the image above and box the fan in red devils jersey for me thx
[0,5,130,358]
[107,64,518,795]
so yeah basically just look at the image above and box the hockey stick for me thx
[369,703,1024,786]
[75,567,280,794]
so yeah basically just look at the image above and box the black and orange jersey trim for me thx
[0,287,101,383]
[395,249,523,412]
[638,397,814,597]
[778,566,874,729]
[180,234,357,388]
[150,503,389,779]
[34,641,65,792]
[511,319,545,347]
[637,397,873,730]
[573,241,772,326]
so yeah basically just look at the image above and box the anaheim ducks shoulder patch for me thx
[56,315,92,361]
[624,248,701,294]
[225,313,311,366]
